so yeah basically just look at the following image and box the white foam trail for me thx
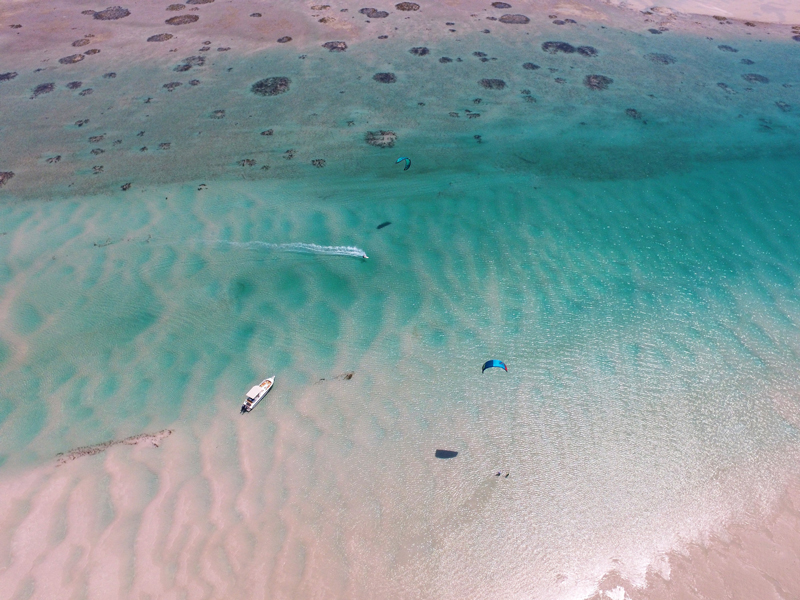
[212,240,367,258]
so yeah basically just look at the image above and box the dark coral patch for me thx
[31,83,55,98]
[542,41,575,54]
[373,72,396,83]
[794,35,800,42]
[742,73,769,83]
[776,101,791,112]
[584,74,613,90]
[322,41,347,52]
[359,8,389,18]
[0,72,18,82]
[251,77,291,96]
[522,62,540,70]
[210,109,225,119]
[93,6,131,20]
[492,2,512,7]
[648,28,662,34]
[147,33,173,42]
[439,56,453,63]
[189,79,201,85]
[577,46,598,57]
[625,108,641,119]
[59,54,85,64]
[85,49,101,55]
[0,172,14,188]
[166,4,185,10]
[395,2,419,10]
[166,14,199,24]
[479,78,506,89]
[72,38,91,47]
[186,0,214,3]
[365,130,397,148]
[79,88,93,96]
[66,81,82,89]
[499,14,529,24]
[718,44,738,52]
[163,82,182,91]
[645,53,675,64]
[409,46,430,55]
[277,36,292,43]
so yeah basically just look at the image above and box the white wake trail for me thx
[211,240,367,258]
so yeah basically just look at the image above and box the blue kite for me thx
[482,360,507,373]
[396,156,411,171]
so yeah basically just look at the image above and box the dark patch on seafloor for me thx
[0,172,14,187]
[56,430,173,466]
[395,2,419,10]
[439,56,453,63]
[167,3,185,10]
[92,6,131,20]
[186,0,214,4]
[72,38,91,47]
[742,73,769,83]
[166,14,199,25]
[323,41,347,52]
[577,46,598,57]
[479,78,506,90]
[645,53,676,64]
[359,8,389,18]
[85,49,101,55]
[435,449,458,459]
[251,77,291,96]
[31,83,55,98]
[499,14,529,24]
[277,36,292,43]
[625,108,641,119]
[67,81,82,89]
[522,62,540,70]
[776,101,791,112]
[492,2,512,7]
[59,54,85,64]
[584,74,613,90]
[148,33,173,42]
[365,130,397,148]
[373,72,396,83]
[410,46,430,56]
[718,44,738,52]
[0,72,18,82]
[542,41,575,54]
[377,221,391,229]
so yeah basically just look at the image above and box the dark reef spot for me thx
[776,100,791,112]
[365,130,397,148]
[92,166,103,174]
[189,79,200,85]
[522,62,540,70]
[75,119,89,127]
[409,46,430,55]
[84,49,101,55]
[373,72,396,83]
[89,135,105,143]
[718,44,738,52]
[166,15,199,25]
[359,8,389,18]
[584,74,613,90]
[492,1,511,7]
[542,41,575,54]
[740,58,754,65]
[378,35,388,39]
[625,108,641,119]
[745,21,755,26]
[250,12,262,17]
[186,0,214,4]
[210,109,225,118]
[793,35,800,42]
[46,156,61,164]
[0,172,14,188]
[377,221,391,229]
[311,159,326,167]
[439,56,453,63]
[717,82,735,94]
[565,18,577,23]
[31,83,55,98]
[159,142,171,150]
[395,2,419,10]
[479,78,506,89]
[261,129,274,135]
[93,6,131,20]
[499,14,529,24]
[645,53,675,65]
[103,72,116,79]
[81,10,96,15]
[163,82,182,91]
[435,449,458,458]
[554,77,566,83]
[90,148,105,155]
[577,46,598,57]
[553,20,565,25]
[238,159,256,166]
[166,3,185,10]
[648,28,662,34]
[277,36,292,43]
[449,111,459,117]
[72,39,91,47]
[322,41,347,52]
[251,77,291,96]
[473,51,487,57]
[742,73,769,83]
[59,54,85,64]
[0,72,18,82]
[174,64,191,72]
[121,183,131,191]
[283,150,295,159]
[467,112,480,118]
[147,33,173,42]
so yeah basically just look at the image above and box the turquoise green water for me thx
[2,3,800,597]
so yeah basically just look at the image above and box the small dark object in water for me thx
[645,53,675,64]
[238,159,256,166]
[625,108,641,119]
[553,20,565,25]
[163,82,182,91]
[491,2,511,7]
[166,14,199,25]
[776,101,791,112]
[46,156,61,164]
[59,54,85,64]
[742,73,768,83]
[473,51,487,57]
[740,58,754,65]
[648,28,662,34]
[0,172,14,188]
[251,77,291,96]
[31,83,55,98]
[359,8,389,18]
[261,129,274,136]
[718,44,738,52]
[148,33,173,42]
[82,9,96,15]
[167,3,185,10]
[79,88,93,96]
[522,62,540,70]
[76,119,89,127]
[479,78,506,90]
[277,36,292,43]
[186,0,214,4]
[159,142,171,150]
[542,41,575,54]
[92,165,103,174]
[435,449,458,459]
[121,183,131,191]
[66,81,83,90]
[175,64,191,72]
[93,6,131,20]
[439,56,453,63]
[378,35,388,39]
[499,14,529,24]
[183,56,205,66]
[577,46,598,57]
[373,72,396,83]
[103,72,117,79]
[793,35,800,42]
[84,49,101,55]
[89,135,105,143]
[409,46,430,56]
[72,38,91,47]
[189,79,200,86]
[323,41,348,52]
[717,82,735,94]
[565,18,577,23]
[395,2,419,10]
[250,12,262,17]
[365,130,397,148]
[584,74,613,90]
[0,72,18,82]
[377,221,391,229]
[210,109,225,118]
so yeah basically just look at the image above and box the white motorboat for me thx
[241,376,275,413]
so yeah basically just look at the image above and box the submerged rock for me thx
[0,172,14,187]
[395,2,419,10]
[166,14,199,25]
[277,36,292,43]
[718,44,738,52]
[742,73,769,83]
[56,430,173,466]
[644,53,676,64]
[542,41,575,54]
[31,83,55,98]
[499,14,529,24]
[584,74,613,90]
[479,78,506,89]
[59,54,85,64]
[322,41,348,52]
[359,7,389,18]
[492,2,512,7]
[577,46,598,57]
[373,72,396,83]
[625,108,641,119]
[365,130,397,148]
[0,72,18,82]
[93,6,130,20]
[409,46,430,55]
[251,77,291,96]
[522,62,540,70]
[147,33,173,42]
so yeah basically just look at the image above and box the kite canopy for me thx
[396,156,411,171]
[482,360,507,373]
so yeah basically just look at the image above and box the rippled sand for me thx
[1,1,800,599]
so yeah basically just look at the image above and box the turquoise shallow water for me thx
[2,2,800,597]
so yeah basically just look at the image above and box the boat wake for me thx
[211,240,367,258]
